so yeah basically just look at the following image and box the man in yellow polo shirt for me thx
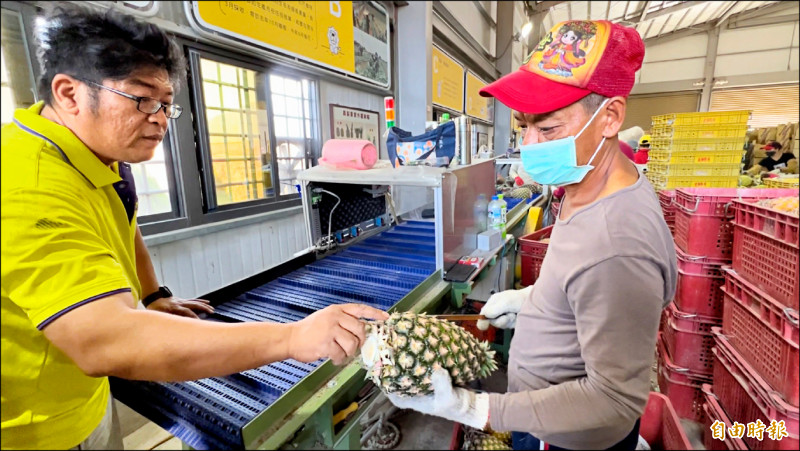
[0,5,387,450]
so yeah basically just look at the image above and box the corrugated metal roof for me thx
[527,1,796,44]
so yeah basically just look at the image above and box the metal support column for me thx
[492,0,516,154]
[699,27,721,112]
[396,1,433,135]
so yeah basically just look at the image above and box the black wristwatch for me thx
[142,286,172,307]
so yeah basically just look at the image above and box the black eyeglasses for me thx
[77,78,183,119]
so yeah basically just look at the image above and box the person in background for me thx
[1,5,387,450]
[385,19,676,451]
[618,125,644,152]
[633,134,651,165]
[748,140,798,174]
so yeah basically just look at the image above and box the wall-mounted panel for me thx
[639,58,706,83]
[431,46,465,113]
[718,22,796,55]
[715,49,793,77]
[643,33,709,62]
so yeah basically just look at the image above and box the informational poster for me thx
[431,46,464,113]
[465,71,493,123]
[330,104,380,147]
[190,1,390,87]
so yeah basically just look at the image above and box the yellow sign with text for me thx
[465,71,492,122]
[196,1,355,73]
[432,46,464,112]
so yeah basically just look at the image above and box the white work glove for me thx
[476,285,533,330]
[386,369,490,430]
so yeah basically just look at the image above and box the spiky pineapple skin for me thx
[471,436,512,450]
[363,312,497,396]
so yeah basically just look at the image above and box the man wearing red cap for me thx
[387,20,676,450]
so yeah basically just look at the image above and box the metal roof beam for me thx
[644,1,705,21]
[533,1,568,12]
[645,1,798,46]
[731,1,799,22]
[713,1,740,27]
[644,23,714,45]
[729,13,800,29]
[635,1,652,22]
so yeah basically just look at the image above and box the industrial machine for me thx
[111,159,538,450]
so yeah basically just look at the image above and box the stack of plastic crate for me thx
[703,195,798,450]
[657,188,797,423]
[658,190,676,234]
[646,111,749,190]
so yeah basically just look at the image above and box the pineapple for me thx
[462,426,513,451]
[489,430,512,444]
[360,312,497,396]
[468,435,512,450]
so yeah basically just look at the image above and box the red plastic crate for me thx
[711,329,799,450]
[656,332,712,421]
[720,268,799,406]
[673,209,734,260]
[673,188,798,259]
[733,198,799,247]
[662,303,721,375]
[675,188,799,217]
[519,225,553,287]
[675,246,728,318]
[640,391,694,450]
[451,392,693,450]
[702,384,749,450]
[731,225,799,310]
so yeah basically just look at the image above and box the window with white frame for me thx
[270,74,314,196]
[199,57,274,206]
[130,140,173,217]
[1,7,36,126]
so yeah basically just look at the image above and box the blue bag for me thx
[386,121,456,168]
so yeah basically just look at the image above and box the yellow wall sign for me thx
[191,2,390,87]
[465,71,492,123]
[432,46,464,112]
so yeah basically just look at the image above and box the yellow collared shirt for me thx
[1,102,141,449]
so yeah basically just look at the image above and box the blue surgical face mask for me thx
[520,99,609,186]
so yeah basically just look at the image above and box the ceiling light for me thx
[519,22,533,39]
[692,81,705,87]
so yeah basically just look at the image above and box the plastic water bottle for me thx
[473,194,488,233]
[488,195,506,240]
[497,194,508,239]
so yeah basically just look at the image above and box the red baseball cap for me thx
[480,20,645,114]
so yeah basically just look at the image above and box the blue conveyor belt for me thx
[110,221,436,449]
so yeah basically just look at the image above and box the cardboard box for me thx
[766,127,778,142]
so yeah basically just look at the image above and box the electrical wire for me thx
[313,188,341,251]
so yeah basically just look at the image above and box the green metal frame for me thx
[240,271,451,450]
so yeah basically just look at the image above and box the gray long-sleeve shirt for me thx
[488,175,677,449]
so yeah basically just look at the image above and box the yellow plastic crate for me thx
[650,137,745,152]
[646,173,739,189]
[651,111,751,127]
[648,149,744,165]
[647,162,741,177]
[651,125,748,140]
[763,177,800,188]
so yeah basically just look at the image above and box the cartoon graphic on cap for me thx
[523,20,611,87]
[539,22,597,76]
